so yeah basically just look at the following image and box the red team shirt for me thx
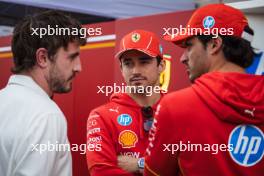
[86,93,161,176]
[145,72,264,176]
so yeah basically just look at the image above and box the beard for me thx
[48,65,75,94]
[51,76,72,93]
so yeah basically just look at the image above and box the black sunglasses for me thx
[141,106,153,118]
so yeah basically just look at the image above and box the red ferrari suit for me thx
[145,72,264,176]
[86,93,161,176]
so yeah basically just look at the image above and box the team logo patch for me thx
[228,125,264,167]
[119,130,138,148]
[131,33,140,42]
[203,16,215,28]
[117,114,132,126]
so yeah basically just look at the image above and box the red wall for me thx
[0,10,192,176]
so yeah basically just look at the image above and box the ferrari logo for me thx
[131,33,140,42]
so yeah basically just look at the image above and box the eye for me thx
[139,57,152,64]
[185,41,192,47]
[69,56,76,61]
[140,60,149,64]
[183,41,193,51]
[69,53,79,61]
[123,61,129,66]
[123,60,132,67]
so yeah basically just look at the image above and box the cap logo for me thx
[159,44,163,54]
[131,33,141,42]
[203,16,215,28]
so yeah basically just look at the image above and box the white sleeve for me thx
[12,113,72,176]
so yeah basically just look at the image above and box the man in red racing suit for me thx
[86,30,166,176]
[144,4,264,176]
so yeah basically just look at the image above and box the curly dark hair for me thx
[11,10,86,74]
[197,26,255,68]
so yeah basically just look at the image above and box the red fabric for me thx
[86,93,161,176]
[115,30,162,59]
[145,72,264,176]
[164,4,249,44]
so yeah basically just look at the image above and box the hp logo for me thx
[228,125,264,167]
[117,114,132,126]
[203,16,215,28]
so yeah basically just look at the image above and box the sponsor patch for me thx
[119,130,138,148]
[228,125,264,167]
[117,114,132,126]
[88,128,101,135]
[120,152,140,158]
[87,119,98,128]
[88,136,102,144]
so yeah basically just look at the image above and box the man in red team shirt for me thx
[145,4,264,176]
[86,30,165,176]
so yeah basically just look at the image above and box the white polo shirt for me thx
[0,75,72,176]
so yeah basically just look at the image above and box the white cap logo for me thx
[203,16,215,28]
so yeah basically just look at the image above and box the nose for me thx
[131,63,141,75]
[180,51,188,65]
[73,56,82,72]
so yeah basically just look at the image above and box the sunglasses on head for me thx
[141,106,153,118]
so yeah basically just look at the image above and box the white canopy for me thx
[0,0,195,19]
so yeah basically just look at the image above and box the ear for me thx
[208,37,223,55]
[35,48,49,68]
[158,59,166,74]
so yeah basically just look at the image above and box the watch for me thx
[137,157,145,169]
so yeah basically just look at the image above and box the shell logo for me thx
[119,130,138,148]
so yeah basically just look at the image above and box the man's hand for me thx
[117,155,139,173]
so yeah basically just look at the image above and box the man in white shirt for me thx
[0,11,86,176]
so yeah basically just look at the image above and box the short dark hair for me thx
[11,10,86,74]
[197,27,255,68]
[156,55,162,65]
